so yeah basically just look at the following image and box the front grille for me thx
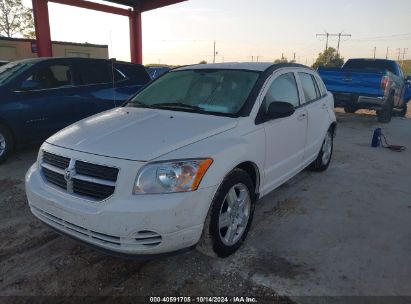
[43,151,70,169]
[41,151,118,201]
[42,167,67,189]
[73,178,115,200]
[75,161,119,182]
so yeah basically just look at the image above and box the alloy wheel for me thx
[218,183,251,246]
[0,133,6,157]
[322,132,332,164]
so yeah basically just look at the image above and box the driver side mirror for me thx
[266,101,295,119]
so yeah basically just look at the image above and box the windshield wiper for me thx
[126,100,156,108]
[150,102,205,112]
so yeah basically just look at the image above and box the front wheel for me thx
[197,169,255,258]
[310,128,333,172]
[0,125,14,164]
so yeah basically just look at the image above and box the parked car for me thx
[0,57,151,163]
[146,66,170,79]
[318,59,411,122]
[25,63,336,258]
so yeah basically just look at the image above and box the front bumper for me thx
[25,147,218,256]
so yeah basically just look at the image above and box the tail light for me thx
[381,76,389,90]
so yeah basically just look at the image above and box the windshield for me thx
[0,61,34,85]
[127,69,260,116]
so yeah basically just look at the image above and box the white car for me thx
[25,63,336,258]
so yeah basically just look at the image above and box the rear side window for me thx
[315,75,327,96]
[299,73,319,103]
[75,62,111,85]
[343,60,399,75]
[116,63,151,85]
[265,73,300,108]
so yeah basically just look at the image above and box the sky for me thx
[23,0,411,65]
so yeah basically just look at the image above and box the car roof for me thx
[174,62,309,72]
[8,57,142,66]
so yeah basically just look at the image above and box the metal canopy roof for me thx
[103,0,186,11]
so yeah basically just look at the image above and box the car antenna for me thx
[111,58,116,108]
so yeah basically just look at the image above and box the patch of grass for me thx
[400,60,411,76]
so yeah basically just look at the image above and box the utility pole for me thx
[397,48,401,61]
[402,48,408,61]
[293,52,296,62]
[213,40,216,64]
[316,33,330,51]
[402,48,408,67]
[251,56,254,62]
[316,32,352,53]
[256,56,259,62]
[373,47,376,59]
[386,47,389,59]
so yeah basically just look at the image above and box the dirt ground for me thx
[1,110,410,302]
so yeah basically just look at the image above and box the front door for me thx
[262,71,307,193]
[10,61,88,142]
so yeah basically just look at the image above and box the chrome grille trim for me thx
[40,150,119,201]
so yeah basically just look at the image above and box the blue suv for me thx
[0,57,150,163]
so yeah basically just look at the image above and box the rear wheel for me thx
[0,125,14,164]
[343,105,357,114]
[399,103,408,117]
[197,169,255,258]
[377,97,394,123]
[310,128,333,172]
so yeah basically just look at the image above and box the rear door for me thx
[261,70,308,193]
[71,60,119,114]
[297,71,330,165]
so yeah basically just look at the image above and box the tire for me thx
[0,125,14,164]
[377,97,393,123]
[310,128,333,172]
[399,103,408,117]
[197,168,256,258]
[344,105,357,114]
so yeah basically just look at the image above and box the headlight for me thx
[133,159,213,194]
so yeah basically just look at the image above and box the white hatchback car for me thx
[26,63,336,258]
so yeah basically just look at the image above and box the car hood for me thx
[46,107,238,161]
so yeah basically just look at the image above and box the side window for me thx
[315,75,327,96]
[265,73,300,108]
[113,69,126,82]
[299,73,319,103]
[75,62,111,85]
[20,65,72,90]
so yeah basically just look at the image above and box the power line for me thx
[316,32,352,53]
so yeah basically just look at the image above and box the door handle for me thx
[321,103,328,109]
[298,113,307,120]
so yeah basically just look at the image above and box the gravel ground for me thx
[0,110,410,303]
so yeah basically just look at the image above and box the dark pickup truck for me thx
[318,59,411,122]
